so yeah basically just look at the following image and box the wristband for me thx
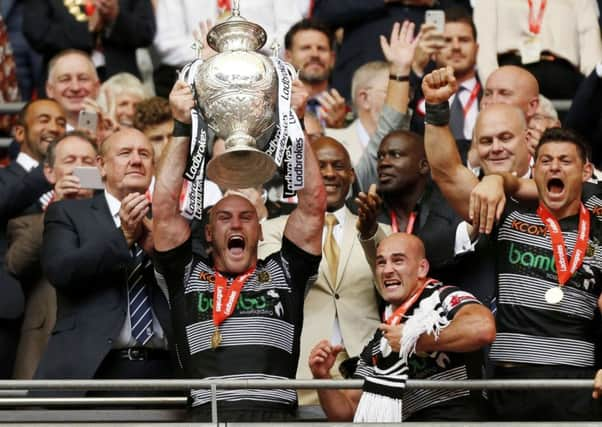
[172,120,192,137]
[389,74,410,82]
[425,102,450,126]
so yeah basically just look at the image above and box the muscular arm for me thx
[422,68,480,222]
[415,303,496,353]
[283,137,326,255]
[153,136,191,252]
[317,388,362,422]
[424,122,478,222]
[153,81,194,252]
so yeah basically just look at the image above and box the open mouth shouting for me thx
[546,177,565,199]
[383,279,401,289]
[227,234,246,258]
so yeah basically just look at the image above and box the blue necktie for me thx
[128,244,154,345]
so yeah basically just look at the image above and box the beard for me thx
[299,64,330,84]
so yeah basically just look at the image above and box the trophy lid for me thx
[207,1,267,52]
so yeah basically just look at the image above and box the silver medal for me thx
[545,287,564,304]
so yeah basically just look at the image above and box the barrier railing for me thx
[0,378,596,424]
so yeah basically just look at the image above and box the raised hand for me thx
[192,19,218,60]
[317,88,346,128]
[355,183,382,239]
[308,340,344,379]
[412,23,445,76]
[380,20,421,75]
[169,80,195,124]
[292,79,310,120]
[422,66,458,104]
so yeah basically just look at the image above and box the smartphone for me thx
[425,10,445,33]
[78,110,98,133]
[73,166,104,190]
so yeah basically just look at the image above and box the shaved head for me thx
[482,65,540,120]
[378,232,426,260]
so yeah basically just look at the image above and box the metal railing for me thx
[0,378,598,424]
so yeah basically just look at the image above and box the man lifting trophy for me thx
[178,0,305,220]
[152,0,326,422]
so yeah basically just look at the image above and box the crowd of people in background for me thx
[3,0,602,422]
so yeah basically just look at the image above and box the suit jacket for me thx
[22,0,155,81]
[0,162,49,319]
[325,119,365,166]
[565,68,602,167]
[259,208,389,404]
[36,194,171,381]
[6,213,57,379]
[312,0,472,100]
[0,161,49,378]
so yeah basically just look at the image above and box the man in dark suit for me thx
[22,0,154,89]
[312,0,472,100]
[37,128,173,391]
[0,98,66,378]
[409,6,481,148]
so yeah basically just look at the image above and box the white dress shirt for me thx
[323,206,347,347]
[448,76,479,140]
[104,190,167,349]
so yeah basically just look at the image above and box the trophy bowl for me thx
[195,11,278,189]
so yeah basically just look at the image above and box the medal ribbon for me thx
[537,202,590,286]
[212,266,256,327]
[390,211,416,234]
[462,82,480,117]
[527,0,547,34]
[386,278,437,325]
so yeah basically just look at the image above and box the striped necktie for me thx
[128,244,154,345]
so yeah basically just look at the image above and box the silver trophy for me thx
[195,1,278,189]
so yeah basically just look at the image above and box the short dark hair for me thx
[17,98,61,127]
[535,127,591,163]
[133,97,172,132]
[45,130,98,167]
[445,6,477,40]
[284,19,335,50]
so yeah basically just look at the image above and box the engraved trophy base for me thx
[207,132,277,189]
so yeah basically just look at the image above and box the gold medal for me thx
[211,327,222,349]
[587,243,595,257]
[545,286,564,304]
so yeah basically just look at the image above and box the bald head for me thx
[474,103,530,177]
[482,66,539,120]
[375,233,430,307]
[379,232,426,259]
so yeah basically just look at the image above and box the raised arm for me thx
[283,137,327,255]
[355,20,416,192]
[422,67,479,222]
[153,81,195,252]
